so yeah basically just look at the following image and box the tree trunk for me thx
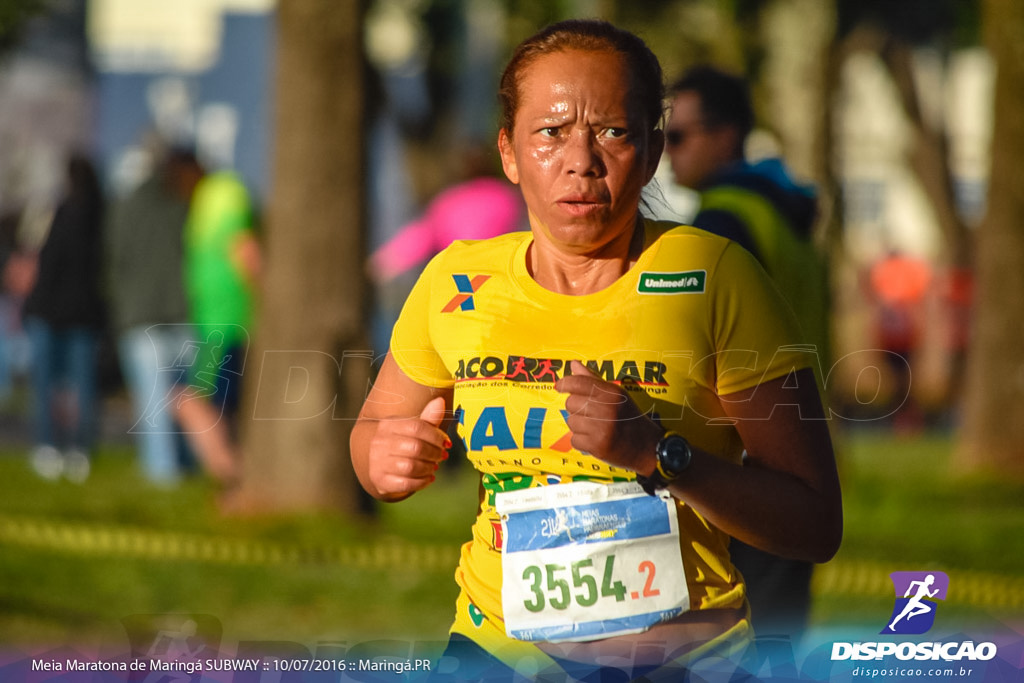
[233,0,373,513]
[955,0,1024,479]
[758,0,835,188]
[757,0,843,378]
[878,37,973,267]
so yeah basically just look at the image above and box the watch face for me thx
[659,434,692,478]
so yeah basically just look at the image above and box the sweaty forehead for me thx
[515,49,634,120]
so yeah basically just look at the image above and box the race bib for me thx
[497,481,689,643]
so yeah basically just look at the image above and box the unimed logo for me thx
[882,571,948,635]
[637,270,706,294]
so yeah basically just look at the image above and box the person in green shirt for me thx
[177,169,261,486]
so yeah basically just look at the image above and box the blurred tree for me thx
[0,0,45,52]
[956,0,1024,479]
[835,0,979,267]
[233,0,373,514]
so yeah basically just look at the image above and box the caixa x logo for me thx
[882,570,949,635]
[442,274,491,313]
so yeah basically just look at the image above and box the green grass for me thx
[0,446,479,649]
[810,429,1024,627]
[834,430,1024,572]
[1,429,1021,651]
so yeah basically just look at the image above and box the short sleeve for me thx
[389,253,455,388]
[709,242,813,396]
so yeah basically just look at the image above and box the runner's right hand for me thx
[366,396,450,499]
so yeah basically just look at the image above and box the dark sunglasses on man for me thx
[664,122,707,147]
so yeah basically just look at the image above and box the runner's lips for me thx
[559,193,604,204]
[557,194,607,214]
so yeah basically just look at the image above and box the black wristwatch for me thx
[637,431,693,495]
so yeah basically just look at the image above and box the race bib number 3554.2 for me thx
[496,481,689,643]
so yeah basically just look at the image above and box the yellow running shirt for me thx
[390,219,812,648]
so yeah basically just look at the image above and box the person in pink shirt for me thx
[370,164,525,283]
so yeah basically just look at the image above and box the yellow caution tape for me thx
[812,559,1024,609]
[0,513,455,572]
[2,513,1022,610]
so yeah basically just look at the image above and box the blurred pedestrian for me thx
[868,248,931,431]
[665,65,831,640]
[368,145,526,284]
[106,147,203,485]
[175,169,261,487]
[0,208,27,404]
[22,154,107,482]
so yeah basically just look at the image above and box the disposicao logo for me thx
[638,270,706,294]
[830,570,998,664]
[883,570,948,635]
